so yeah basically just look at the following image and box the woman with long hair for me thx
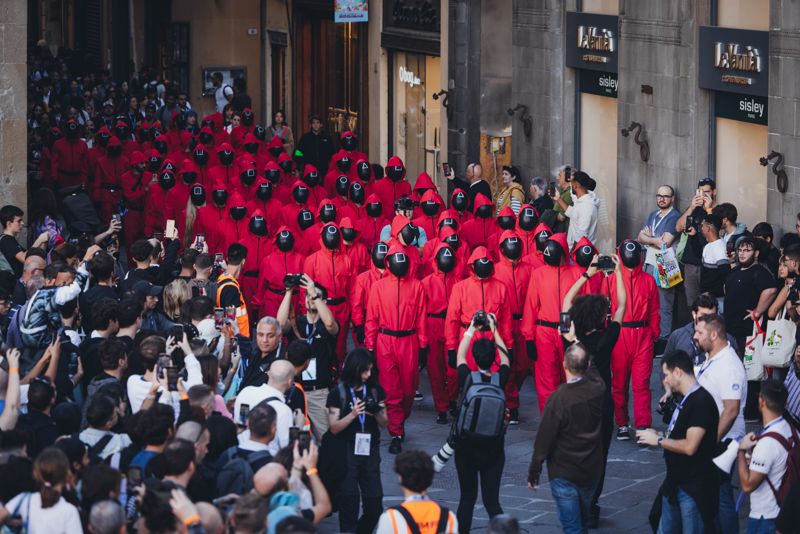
[269,109,295,155]
[495,164,525,216]
[162,279,192,323]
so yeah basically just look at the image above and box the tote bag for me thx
[743,320,767,381]
[761,308,797,368]
[655,245,684,289]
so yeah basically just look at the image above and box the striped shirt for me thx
[785,363,800,422]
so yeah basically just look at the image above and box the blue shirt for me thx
[379,224,428,247]
[644,207,680,240]
[785,362,800,422]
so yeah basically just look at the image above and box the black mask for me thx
[193,149,209,166]
[475,205,493,219]
[242,110,254,125]
[371,242,389,269]
[292,186,309,205]
[500,237,522,261]
[297,209,314,230]
[159,171,176,190]
[319,204,337,224]
[279,160,293,173]
[190,185,206,206]
[254,125,266,141]
[302,170,319,187]
[162,161,177,173]
[400,223,419,245]
[436,247,456,273]
[115,126,128,139]
[497,216,516,230]
[421,201,439,217]
[270,146,283,158]
[265,168,281,183]
[97,132,110,146]
[276,231,294,252]
[219,150,234,166]
[321,225,341,250]
[349,182,365,205]
[107,145,122,157]
[245,143,258,154]
[444,234,460,250]
[535,230,552,252]
[386,252,410,278]
[148,157,162,172]
[212,189,228,206]
[337,157,352,173]
[154,140,168,154]
[575,244,595,268]
[199,133,213,145]
[366,202,382,218]
[473,258,494,279]
[341,135,357,151]
[201,119,214,130]
[542,240,563,267]
[66,122,78,138]
[519,207,538,231]
[335,176,350,197]
[230,206,246,220]
[387,165,404,182]
[619,239,642,269]
[452,192,467,212]
[256,182,272,201]
[182,171,197,185]
[249,216,267,236]
[341,227,357,242]
[241,168,257,186]
[357,162,371,181]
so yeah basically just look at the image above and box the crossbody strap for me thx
[389,505,422,534]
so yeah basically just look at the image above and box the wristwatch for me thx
[657,436,664,447]
[582,272,591,280]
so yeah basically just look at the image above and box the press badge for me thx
[354,433,371,456]
[302,358,317,381]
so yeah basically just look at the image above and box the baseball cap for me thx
[132,280,163,297]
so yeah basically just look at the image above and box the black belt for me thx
[327,297,346,305]
[58,169,81,176]
[622,321,649,328]
[267,286,285,295]
[513,313,522,321]
[535,320,559,329]
[379,327,416,337]
[427,312,446,319]
[243,271,258,278]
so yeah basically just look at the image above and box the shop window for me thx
[170,23,190,98]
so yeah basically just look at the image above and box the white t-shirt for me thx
[696,343,747,441]
[234,384,292,456]
[3,493,83,534]
[702,239,728,266]
[215,84,233,113]
[749,418,792,519]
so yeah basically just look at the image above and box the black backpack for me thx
[215,446,273,497]
[455,372,506,439]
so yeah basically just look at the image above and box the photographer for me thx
[452,313,509,533]
[767,247,800,321]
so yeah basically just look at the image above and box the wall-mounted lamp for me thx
[507,104,532,138]
[432,90,453,121]
[620,121,650,162]
[760,151,788,193]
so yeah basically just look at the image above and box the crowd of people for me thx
[2,45,800,534]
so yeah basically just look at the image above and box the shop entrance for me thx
[715,118,768,225]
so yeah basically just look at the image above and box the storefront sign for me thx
[699,26,768,97]
[381,0,440,55]
[715,91,768,125]
[566,12,618,73]
[335,0,368,23]
[579,70,618,98]
[398,65,421,87]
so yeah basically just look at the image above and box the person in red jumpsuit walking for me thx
[461,193,495,252]
[263,160,291,203]
[330,174,351,218]
[412,189,444,239]
[238,210,272,311]
[248,179,283,232]
[488,206,519,261]
[300,164,327,209]
[324,150,353,196]
[521,232,584,413]
[52,119,90,190]
[421,243,461,424]
[373,156,412,210]
[256,227,304,320]
[609,239,659,439]
[350,241,388,347]
[494,230,532,424]
[194,183,229,254]
[365,244,428,454]
[119,151,148,256]
[387,215,422,279]
[281,182,312,235]
[144,169,176,237]
[95,136,128,221]
[303,223,355,364]
[572,237,607,295]
[358,194,388,248]
[516,205,540,260]
[209,143,240,189]
[449,189,472,228]
[340,217,370,275]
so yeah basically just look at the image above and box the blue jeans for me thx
[657,489,704,534]
[716,473,739,534]
[550,478,598,534]
[747,517,776,534]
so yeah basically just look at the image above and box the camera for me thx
[596,255,614,272]
[364,396,381,415]
[657,396,679,425]
[472,310,490,331]
[432,438,456,473]
[685,215,695,230]
[284,273,304,289]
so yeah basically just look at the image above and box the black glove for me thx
[418,347,428,371]
[354,324,365,345]
[526,340,538,361]
[448,349,457,369]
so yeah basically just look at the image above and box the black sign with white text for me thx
[566,12,619,73]
[715,91,768,125]
[579,70,618,98]
[699,26,769,97]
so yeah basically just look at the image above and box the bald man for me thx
[234,359,295,455]
[254,462,289,497]
[446,161,492,211]
[13,255,46,305]
[196,502,225,534]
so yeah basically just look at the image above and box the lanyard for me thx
[304,319,317,346]
[760,417,784,435]
[567,376,582,384]
[350,385,366,431]
[696,356,716,379]
[667,384,699,434]
[651,208,674,236]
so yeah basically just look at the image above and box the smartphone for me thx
[195,234,205,251]
[297,430,311,454]
[157,354,172,375]
[214,253,224,266]
[559,312,572,334]
[111,213,121,224]
[696,188,702,197]
[214,307,225,329]
[442,162,452,177]
[127,466,142,487]
[564,166,572,181]
[225,305,236,323]
[168,325,184,341]
[166,367,179,391]
[686,215,695,229]
[289,426,300,442]
[547,182,558,198]
[165,219,176,239]
[239,403,250,425]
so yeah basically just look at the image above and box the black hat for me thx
[132,280,163,297]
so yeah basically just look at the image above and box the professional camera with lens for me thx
[432,436,456,473]
[656,395,679,425]
[472,310,490,331]
[284,273,304,289]
[364,396,381,415]
[596,255,614,272]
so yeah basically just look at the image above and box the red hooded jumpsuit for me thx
[52,134,90,189]
[365,244,429,437]
[340,217,370,275]
[119,152,148,254]
[387,215,421,279]
[460,194,496,252]
[350,262,385,347]
[238,210,273,310]
[372,156,412,209]
[256,227,304,319]
[412,189,444,239]
[95,138,128,221]
[356,193,389,248]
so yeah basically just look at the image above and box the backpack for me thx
[215,445,273,497]
[390,503,451,534]
[455,372,506,440]
[70,432,115,465]
[4,302,28,350]
[759,424,800,506]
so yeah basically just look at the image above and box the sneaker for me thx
[414,391,424,401]
[616,426,631,441]
[508,408,520,425]
[436,412,449,425]
[389,436,402,454]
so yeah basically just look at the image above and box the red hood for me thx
[277,152,293,164]
[114,120,127,129]
[209,113,224,131]
[320,222,339,235]
[414,171,436,192]
[216,142,234,153]
[199,126,214,136]
[244,133,259,145]
[180,159,200,174]
[251,208,265,218]
[450,188,467,203]
[239,160,257,172]
[340,216,355,230]
[291,180,307,194]
[390,215,412,238]
[274,225,291,243]
[473,193,493,213]
[148,149,160,159]
[421,189,444,206]
[341,131,355,142]
[548,232,570,256]
[533,222,552,235]
[571,236,597,262]
[129,151,147,166]
[97,126,111,137]
[355,158,373,179]
[498,206,516,218]
[386,156,406,179]
[179,130,192,145]
[303,164,319,178]
[618,243,645,275]
[499,229,518,243]
[229,191,246,208]
[317,198,335,216]
[107,136,121,148]
[366,193,382,204]
[468,246,490,264]
[264,160,280,172]
[267,136,283,150]
[332,149,349,162]
[439,226,457,241]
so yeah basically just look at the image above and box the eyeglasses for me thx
[656,194,673,199]
[698,178,715,187]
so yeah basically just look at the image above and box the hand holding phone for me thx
[559,312,572,334]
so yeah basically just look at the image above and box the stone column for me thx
[0,0,27,212]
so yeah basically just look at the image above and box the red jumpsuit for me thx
[571,236,606,295]
[119,155,148,255]
[340,217,370,275]
[303,228,355,363]
[263,161,291,204]
[208,161,240,191]
[412,189,444,239]
[144,175,173,237]
[194,186,230,254]
[420,226,469,279]
[350,264,385,347]
[608,261,659,428]
[323,149,353,196]
[444,247,512,368]
[421,243,461,413]
[247,178,284,233]
[372,156,412,210]
[51,136,90,189]
[238,212,273,311]
[449,188,472,227]
[219,193,249,249]
[256,228,304,319]
[365,245,428,437]
[280,182,312,235]
[522,223,551,270]
[94,141,128,222]
[410,172,438,218]
[461,194,496,252]
[387,215,422,279]
[356,193,389,247]
[230,122,255,151]
[494,231,533,412]
[521,233,584,413]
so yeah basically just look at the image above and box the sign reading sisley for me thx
[715,91,768,125]
[579,70,618,98]
[566,12,619,73]
[699,26,768,97]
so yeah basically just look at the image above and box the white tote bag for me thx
[760,309,797,368]
[743,321,767,381]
